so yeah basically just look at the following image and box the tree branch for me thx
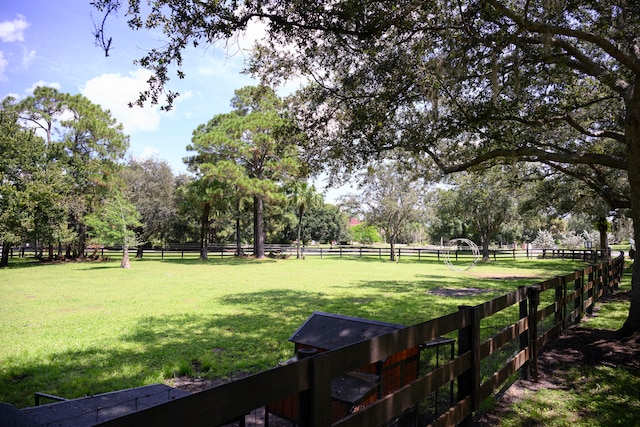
[432,146,625,174]
[485,0,640,74]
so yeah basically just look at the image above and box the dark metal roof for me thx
[289,311,406,350]
[20,384,189,427]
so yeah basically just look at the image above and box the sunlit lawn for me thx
[0,255,595,408]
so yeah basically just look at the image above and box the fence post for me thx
[575,270,583,323]
[594,264,601,304]
[528,286,541,381]
[586,266,594,315]
[614,255,623,289]
[518,286,530,380]
[300,355,332,427]
[554,276,565,331]
[457,305,480,427]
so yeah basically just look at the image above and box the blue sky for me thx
[0,1,281,175]
[0,1,353,201]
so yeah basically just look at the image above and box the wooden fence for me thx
[44,244,609,263]
[93,254,624,427]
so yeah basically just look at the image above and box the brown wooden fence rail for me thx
[4,244,612,263]
[61,245,611,262]
[94,254,624,427]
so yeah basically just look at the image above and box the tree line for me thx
[0,86,355,267]
[1,82,625,270]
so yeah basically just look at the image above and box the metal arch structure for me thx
[444,238,481,271]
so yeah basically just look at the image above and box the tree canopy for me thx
[92,0,640,334]
[2,87,129,261]
[351,160,425,261]
[186,85,304,258]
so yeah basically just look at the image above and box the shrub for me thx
[561,232,584,249]
[532,230,556,249]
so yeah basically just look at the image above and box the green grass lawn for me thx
[0,255,599,408]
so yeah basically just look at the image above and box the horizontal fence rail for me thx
[6,244,613,263]
[89,254,624,427]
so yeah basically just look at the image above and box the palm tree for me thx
[289,182,323,259]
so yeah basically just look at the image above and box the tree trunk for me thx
[0,241,10,267]
[389,236,396,261]
[200,202,210,260]
[78,222,87,260]
[136,247,144,258]
[296,207,304,259]
[481,233,490,262]
[235,197,244,257]
[254,195,265,259]
[620,80,640,336]
[120,246,131,268]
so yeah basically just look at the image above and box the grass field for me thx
[0,255,613,409]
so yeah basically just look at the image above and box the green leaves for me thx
[1,87,130,261]
[85,192,142,248]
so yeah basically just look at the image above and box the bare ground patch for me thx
[430,287,495,297]
[471,272,542,281]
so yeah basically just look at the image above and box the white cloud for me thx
[138,147,160,159]
[234,18,267,54]
[0,15,29,43]
[0,51,7,81]
[22,47,35,68]
[82,69,163,134]
[27,80,61,93]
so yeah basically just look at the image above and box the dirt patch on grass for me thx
[430,287,495,297]
[471,272,542,281]
[170,371,253,393]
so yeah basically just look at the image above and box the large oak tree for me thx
[92,1,640,334]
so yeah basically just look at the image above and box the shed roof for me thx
[289,311,405,350]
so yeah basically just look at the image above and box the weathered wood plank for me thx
[480,317,528,359]
[335,353,471,427]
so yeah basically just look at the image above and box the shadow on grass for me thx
[138,257,278,266]
[3,286,453,409]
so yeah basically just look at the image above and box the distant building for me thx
[348,217,362,227]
